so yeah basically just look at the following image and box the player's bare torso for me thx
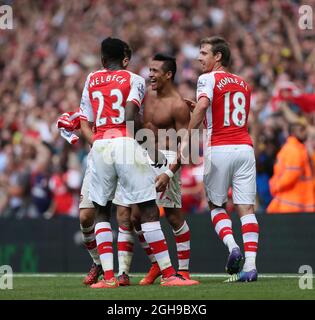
[143,88,185,152]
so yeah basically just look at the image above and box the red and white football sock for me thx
[241,214,259,272]
[173,221,190,271]
[95,222,114,280]
[80,223,101,265]
[141,221,175,278]
[136,230,157,263]
[211,208,239,253]
[117,226,134,275]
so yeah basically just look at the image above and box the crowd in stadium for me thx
[0,0,314,218]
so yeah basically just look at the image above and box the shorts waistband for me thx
[209,145,254,152]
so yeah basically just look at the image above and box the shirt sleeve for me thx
[196,73,215,102]
[79,74,94,122]
[126,74,146,108]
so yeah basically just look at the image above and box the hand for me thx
[184,98,196,112]
[155,173,170,192]
[151,150,168,169]
[56,112,81,131]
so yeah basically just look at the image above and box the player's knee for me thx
[130,211,141,231]
[116,206,132,229]
[79,208,95,227]
[165,208,183,230]
[235,204,254,217]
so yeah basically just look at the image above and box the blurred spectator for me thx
[181,163,207,214]
[267,122,315,213]
[45,165,81,218]
[306,126,315,198]
[44,150,82,218]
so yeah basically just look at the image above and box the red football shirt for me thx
[196,71,252,147]
[80,69,145,141]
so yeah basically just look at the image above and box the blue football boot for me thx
[224,269,258,283]
[225,247,244,275]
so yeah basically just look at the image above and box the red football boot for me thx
[118,272,130,286]
[177,270,200,284]
[160,274,199,287]
[139,263,162,285]
[83,263,103,285]
[90,277,119,289]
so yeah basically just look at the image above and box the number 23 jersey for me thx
[80,69,145,141]
[196,70,253,147]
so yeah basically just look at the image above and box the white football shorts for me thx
[89,137,156,206]
[113,149,181,208]
[79,152,94,209]
[203,144,256,206]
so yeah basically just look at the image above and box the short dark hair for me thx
[101,37,132,64]
[153,53,177,81]
[122,42,132,60]
[200,36,231,67]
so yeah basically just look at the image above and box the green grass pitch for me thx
[0,274,314,300]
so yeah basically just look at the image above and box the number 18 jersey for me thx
[80,69,145,141]
[196,70,252,147]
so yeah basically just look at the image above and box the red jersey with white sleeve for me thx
[196,71,252,147]
[80,69,145,141]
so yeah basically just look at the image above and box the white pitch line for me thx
[12,273,308,279]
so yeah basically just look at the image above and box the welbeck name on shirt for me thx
[89,74,127,88]
[216,76,248,91]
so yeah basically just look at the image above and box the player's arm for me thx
[187,96,209,131]
[79,74,94,145]
[173,100,191,170]
[125,101,141,136]
[125,101,140,122]
[164,97,208,178]
[125,74,146,136]
[80,120,94,145]
[183,74,213,161]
